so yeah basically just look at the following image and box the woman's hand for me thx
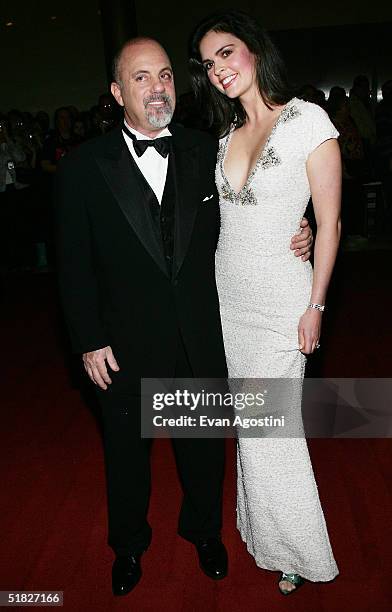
[298,308,322,354]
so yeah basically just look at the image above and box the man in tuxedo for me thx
[55,37,312,596]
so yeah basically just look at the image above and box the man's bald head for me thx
[112,37,169,87]
[110,37,176,137]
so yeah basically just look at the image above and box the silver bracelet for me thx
[308,303,325,312]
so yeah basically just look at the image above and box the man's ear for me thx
[111,82,124,107]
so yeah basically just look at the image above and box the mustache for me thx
[144,94,173,107]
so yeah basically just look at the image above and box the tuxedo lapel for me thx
[170,126,201,279]
[95,128,168,277]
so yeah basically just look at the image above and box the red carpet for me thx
[1,249,391,611]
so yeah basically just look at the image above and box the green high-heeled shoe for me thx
[278,572,305,595]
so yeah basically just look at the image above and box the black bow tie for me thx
[122,124,171,158]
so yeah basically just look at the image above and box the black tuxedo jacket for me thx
[54,124,227,391]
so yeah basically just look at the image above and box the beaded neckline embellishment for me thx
[218,98,301,206]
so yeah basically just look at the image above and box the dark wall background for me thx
[273,22,392,98]
[1,0,392,117]
[0,0,107,114]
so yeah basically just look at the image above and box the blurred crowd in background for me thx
[1,75,391,275]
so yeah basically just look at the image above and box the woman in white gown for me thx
[189,10,341,594]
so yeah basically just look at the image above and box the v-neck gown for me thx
[215,98,340,581]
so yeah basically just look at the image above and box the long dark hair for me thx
[188,10,292,137]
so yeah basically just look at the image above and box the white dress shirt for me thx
[122,120,172,204]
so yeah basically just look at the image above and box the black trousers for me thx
[96,335,225,556]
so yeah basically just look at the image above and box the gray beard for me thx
[144,94,174,129]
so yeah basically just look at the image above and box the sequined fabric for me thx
[215,99,340,582]
[217,101,301,206]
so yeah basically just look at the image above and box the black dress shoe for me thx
[112,554,142,596]
[195,538,228,580]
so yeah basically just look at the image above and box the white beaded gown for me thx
[215,98,339,581]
